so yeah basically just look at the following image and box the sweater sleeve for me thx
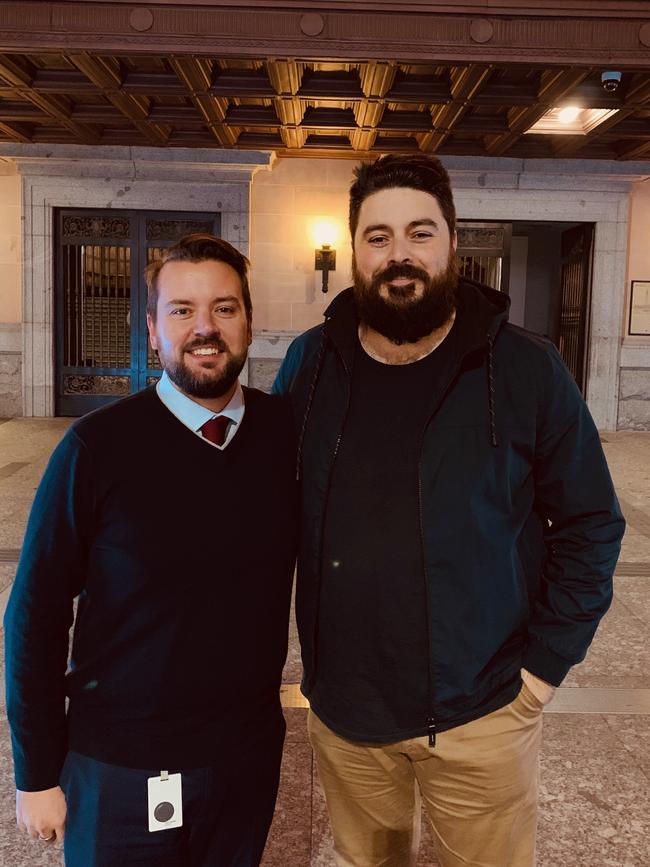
[3,428,94,791]
[521,345,625,686]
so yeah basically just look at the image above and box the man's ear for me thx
[146,313,158,351]
[451,230,458,253]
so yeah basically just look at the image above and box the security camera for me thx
[601,71,622,92]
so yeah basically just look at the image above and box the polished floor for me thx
[0,418,649,866]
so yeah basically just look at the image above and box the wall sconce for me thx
[310,217,340,294]
[315,244,336,293]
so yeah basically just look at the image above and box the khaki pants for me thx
[308,683,544,867]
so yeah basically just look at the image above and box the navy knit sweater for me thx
[4,386,298,791]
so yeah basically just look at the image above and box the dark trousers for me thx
[60,719,285,867]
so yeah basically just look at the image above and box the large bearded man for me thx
[273,154,623,867]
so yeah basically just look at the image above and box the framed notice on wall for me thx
[629,281,650,335]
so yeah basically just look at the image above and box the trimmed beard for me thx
[352,250,459,345]
[162,335,247,399]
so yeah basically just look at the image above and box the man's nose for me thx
[387,237,412,265]
[193,309,219,335]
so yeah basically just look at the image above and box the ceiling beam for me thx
[0,55,98,144]
[67,53,169,146]
[420,65,493,153]
[0,119,31,142]
[617,138,650,160]
[485,68,592,156]
[168,57,236,147]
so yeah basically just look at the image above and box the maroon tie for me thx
[200,416,230,446]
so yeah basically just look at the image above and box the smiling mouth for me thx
[387,277,415,287]
[188,347,222,357]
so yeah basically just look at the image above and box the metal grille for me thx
[146,245,164,371]
[56,209,220,416]
[146,219,213,242]
[456,223,511,293]
[63,374,130,396]
[558,224,594,392]
[62,243,131,368]
[458,255,503,290]
[558,259,582,376]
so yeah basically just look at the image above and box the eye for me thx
[216,305,236,315]
[412,231,434,241]
[367,235,388,246]
[170,307,190,316]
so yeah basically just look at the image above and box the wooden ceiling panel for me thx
[0,48,646,158]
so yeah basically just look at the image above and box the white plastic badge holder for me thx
[147,770,183,832]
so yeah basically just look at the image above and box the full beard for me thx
[163,336,247,399]
[352,252,459,345]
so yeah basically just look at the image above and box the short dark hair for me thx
[349,154,456,240]
[145,233,252,322]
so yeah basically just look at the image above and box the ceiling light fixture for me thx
[557,106,581,124]
[525,107,619,136]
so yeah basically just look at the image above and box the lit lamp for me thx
[311,218,338,294]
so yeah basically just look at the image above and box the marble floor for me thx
[0,419,649,866]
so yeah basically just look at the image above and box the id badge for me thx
[147,771,183,832]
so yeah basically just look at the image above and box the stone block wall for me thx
[0,166,22,416]
[250,158,354,332]
[618,369,650,430]
[0,323,22,417]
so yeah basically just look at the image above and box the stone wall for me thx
[250,157,353,332]
[620,180,650,429]
[0,166,22,417]
[618,369,650,430]
[0,323,22,417]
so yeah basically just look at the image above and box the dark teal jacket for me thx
[273,279,624,736]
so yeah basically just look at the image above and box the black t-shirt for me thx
[311,323,459,742]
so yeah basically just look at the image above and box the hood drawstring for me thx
[296,327,328,480]
[487,334,498,448]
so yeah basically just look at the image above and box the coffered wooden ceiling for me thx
[2,52,650,160]
[0,2,649,160]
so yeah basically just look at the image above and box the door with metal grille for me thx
[457,223,512,293]
[55,209,220,416]
[557,223,594,393]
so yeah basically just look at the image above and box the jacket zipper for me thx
[310,336,352,689]
[417,359,464,748]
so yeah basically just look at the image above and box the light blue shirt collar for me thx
[156,370,245,449]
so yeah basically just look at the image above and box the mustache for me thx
[183,336,229,353]
[374,263,431,284]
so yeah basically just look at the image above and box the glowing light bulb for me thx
[309,218,339,249]
[558,106,581,124]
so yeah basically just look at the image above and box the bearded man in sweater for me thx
[273,154,624,867]
[5,234,297,867]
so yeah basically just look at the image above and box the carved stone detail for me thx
[470,19,493,44]
[0,5,648,65]
[300,13,325,37]
[129,8,154,32]
[640,23,650,48]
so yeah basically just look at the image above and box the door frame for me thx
[54,208,221,416]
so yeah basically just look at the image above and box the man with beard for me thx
[272,155,623,866]
[5,234,297,866]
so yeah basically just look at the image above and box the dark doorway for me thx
[558,224,595,392]
[55,209,220,416]
[510,220,594,394]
